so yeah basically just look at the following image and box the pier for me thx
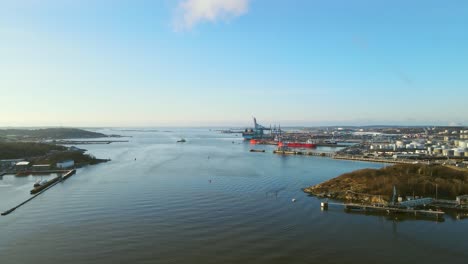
[321,201,444,220]
[1,169,76,216]
[29,170,75,194]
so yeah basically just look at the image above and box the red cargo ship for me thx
[278,139,317,148]
[250,139,278,145]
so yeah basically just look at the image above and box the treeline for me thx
[0,128,107,140]
[33,151,107,165]
[0,142,66,159]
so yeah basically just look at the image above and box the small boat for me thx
[250,149,265,153]
[177,138,186,143]
[292,198,297,202]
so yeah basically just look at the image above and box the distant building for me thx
[56,160,74,169]
[15,161,31,171]
[0,159,24,167]
[456,195,468,205]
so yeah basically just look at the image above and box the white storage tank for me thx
[442,149,454,156]
[459,141,467,148]
[56,160,75,169]
[396,140,404,148]
[433,148,443,154]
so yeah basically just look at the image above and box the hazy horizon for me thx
[1,0,467,126]
[0,121,467,129]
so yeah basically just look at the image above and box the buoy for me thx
[321,202,328,210]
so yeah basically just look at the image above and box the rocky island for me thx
[304,164,468,204]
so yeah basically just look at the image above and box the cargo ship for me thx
[250,139,278,145]
[278,139,317,148]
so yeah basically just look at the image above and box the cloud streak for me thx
[174,0,249,30]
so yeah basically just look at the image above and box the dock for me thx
[315,143,349,147]
[321,201,444,219]
[333,155,415,164]
[16,169,72,176]
[1,169,76,216]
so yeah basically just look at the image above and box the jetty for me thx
[1,169,76,216]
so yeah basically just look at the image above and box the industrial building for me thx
[15,161,30,171]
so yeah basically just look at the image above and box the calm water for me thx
[1,129,467,264]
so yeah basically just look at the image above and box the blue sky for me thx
[1,0,467,127]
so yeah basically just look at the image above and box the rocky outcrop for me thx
[304,164,468,204]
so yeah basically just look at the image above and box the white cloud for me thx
[174,0,250,30]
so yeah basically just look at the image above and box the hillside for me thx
[0,142,67,159]
[0,142,108,166]
[0,128,108,141]
[32,151,109,166]
[304,164,468,203]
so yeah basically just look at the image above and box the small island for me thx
[304,164,468,204]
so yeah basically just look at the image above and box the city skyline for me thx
[1,0,467,127]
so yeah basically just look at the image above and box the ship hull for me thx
[278,142,316,148]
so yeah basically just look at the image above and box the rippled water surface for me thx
[1,129,467,264]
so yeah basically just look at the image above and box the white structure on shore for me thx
[56,160,74,169]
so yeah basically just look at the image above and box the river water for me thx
[0,129,467,264]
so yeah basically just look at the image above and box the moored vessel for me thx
[278,139,317,148]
